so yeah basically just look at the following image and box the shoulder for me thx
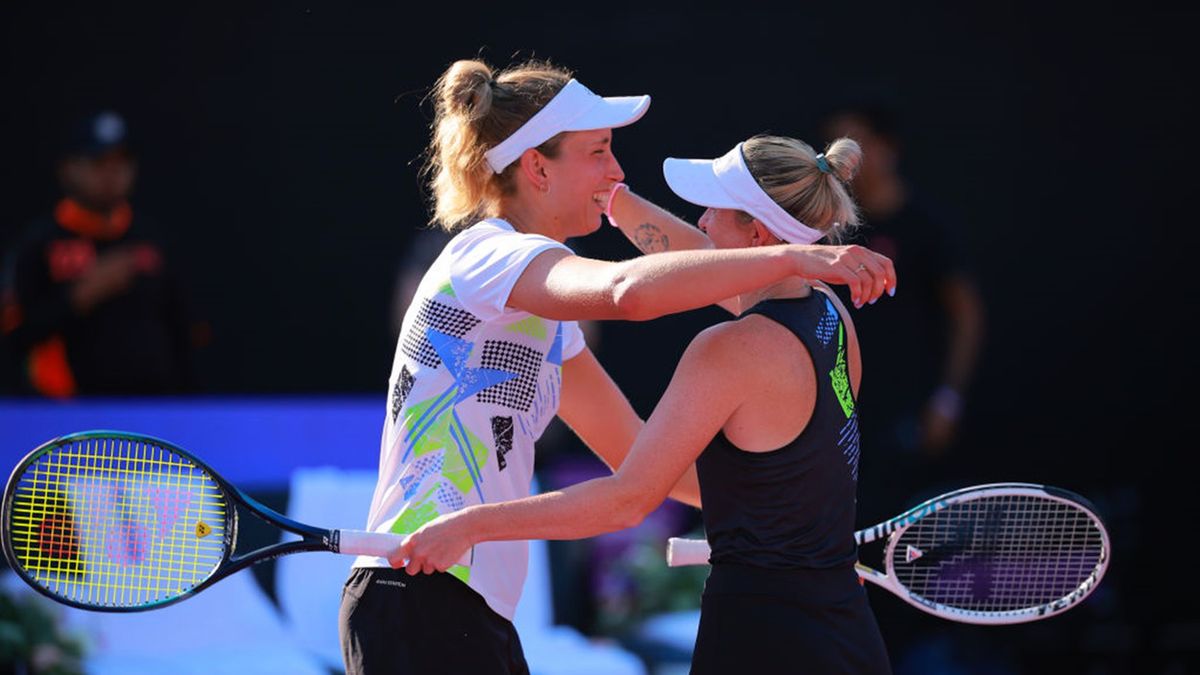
[447,219,570,262]
[684,313,799,368]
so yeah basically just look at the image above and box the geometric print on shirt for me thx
[400,299,481,368]
[475,340,545,411]
[391,365,415,423]
[839,412,861,481]
[491,416,514,471]
[401,394,490,502]
[816,298,839,347]
[398,328,519,498]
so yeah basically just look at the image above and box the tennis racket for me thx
[1,430,402,612]
[666,482,1109,625]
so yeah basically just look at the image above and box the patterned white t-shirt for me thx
[353,218,586,621]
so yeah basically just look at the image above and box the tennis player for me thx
[340,56,894,675]
[396,134,893,674]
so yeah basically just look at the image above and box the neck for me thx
[732,276,811,315]
[498,196,566,242]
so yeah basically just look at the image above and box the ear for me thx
[517,149,550,192]
[749,219,779,247]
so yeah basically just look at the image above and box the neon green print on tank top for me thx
[829,324,855,419]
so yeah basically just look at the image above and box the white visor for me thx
[484,79,650,173]
[662,143,826,245]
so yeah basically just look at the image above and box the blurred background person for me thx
[821,99,987,515]
[0,110,195,397]
[821,100,994,675]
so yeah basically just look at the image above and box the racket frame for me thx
[855,482,1110,624]
[667,482,1110,625]
[2,430,341,612]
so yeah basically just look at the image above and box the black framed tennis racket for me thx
[1,430,401,612]
[666,482,1110,625]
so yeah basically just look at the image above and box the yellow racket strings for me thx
[8,437,229,607]
[890,495,1105,612]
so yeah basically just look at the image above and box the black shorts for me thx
[339,567,529,675]
[690,563,892,675]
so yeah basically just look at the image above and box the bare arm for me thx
[606,186,745,315]
[921,274,986,451]
[937,275,985,394]
[507,243,894,324]
[608,185,715,255]
[394,325,748,572]
[557,347,702,507]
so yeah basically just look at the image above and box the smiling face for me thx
[539,128,625,238]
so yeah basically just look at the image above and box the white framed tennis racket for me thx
[666,482,1109,625]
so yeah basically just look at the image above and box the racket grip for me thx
[335,529,406,557]
[666,537,711,566]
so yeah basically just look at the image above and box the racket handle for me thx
[666,537,711,566]
[335,529,406,557]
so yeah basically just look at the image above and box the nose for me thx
[607,153,625,183]
[697,209,712,233]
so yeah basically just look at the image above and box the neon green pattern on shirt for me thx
[829,324,855,419]
[388,488,474,582]
[505,316,547,340]
[438,280,456,297]
[403,396,490,494]
[390,485,440,534]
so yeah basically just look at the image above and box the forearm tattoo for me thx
[633,223,670,253]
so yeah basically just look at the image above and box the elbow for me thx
[610,274,656,322]
[613,495,654,530]
[616,507,647,531]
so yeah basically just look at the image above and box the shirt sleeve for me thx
[560,320,586,361]
[447,225,571,322]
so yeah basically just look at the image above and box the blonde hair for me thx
[422,59,573,231]
[740,135,863,243]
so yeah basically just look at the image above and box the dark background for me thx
[2,3,1195,673]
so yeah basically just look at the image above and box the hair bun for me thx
[441,60,495,121]
[823,138,863,184]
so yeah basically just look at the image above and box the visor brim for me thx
[566,95,651,132]
[662,157,742,209]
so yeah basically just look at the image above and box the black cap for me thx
[61,110,131,158]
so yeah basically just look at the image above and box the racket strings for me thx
[890,495,1104,613]
[7,437,228,608]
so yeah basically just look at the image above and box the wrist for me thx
[605,183,628,227]
[783,244,813,278]
[451,506,483,546]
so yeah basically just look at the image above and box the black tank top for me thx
[695,291,861,569]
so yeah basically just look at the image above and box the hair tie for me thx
[815,153,832,175]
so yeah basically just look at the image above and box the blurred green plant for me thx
[594,531,708,636]
[0,586,85,675]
